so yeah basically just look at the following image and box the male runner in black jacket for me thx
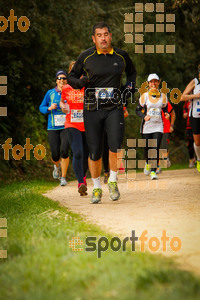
[68,22,136,204]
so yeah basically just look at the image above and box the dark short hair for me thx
[92,22,111,35]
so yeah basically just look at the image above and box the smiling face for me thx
[148,79,160,91]
[92,27,112,53]
[56,74,67,91]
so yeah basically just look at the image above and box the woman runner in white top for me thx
[181,64,200,172]
[137,73,169,179]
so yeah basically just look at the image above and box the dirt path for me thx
[44,169,200,274]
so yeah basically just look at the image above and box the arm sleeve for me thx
[67,54,89,89]
[39,91,51,114]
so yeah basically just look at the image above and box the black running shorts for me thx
[83,108,124,161]
[190,116,200,134]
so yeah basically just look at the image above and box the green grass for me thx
[167,163,190,170]
[0,180,200,300]
[133,162,190,173]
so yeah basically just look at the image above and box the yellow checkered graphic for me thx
[124,3,175,53]
[0,218,7,258]
[69,237,83,251]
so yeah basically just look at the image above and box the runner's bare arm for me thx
[170,110,176,132]
[181,79,200,101]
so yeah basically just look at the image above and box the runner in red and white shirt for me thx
[60,61,89,196]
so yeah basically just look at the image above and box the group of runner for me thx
[39,22,200,204]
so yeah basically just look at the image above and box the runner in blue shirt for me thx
[39,70,69,186]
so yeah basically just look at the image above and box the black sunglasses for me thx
[57,77,67,80]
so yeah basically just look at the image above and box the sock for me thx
[92,177,101,189]
[109,170,117,182]
[194,143,200,161]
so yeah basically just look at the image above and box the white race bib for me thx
[148,108,161,121]
[191,79,200,118]
[54,114,66,126]
[70,109,84,123]
[192,100,200,118]
[95,88,114,99]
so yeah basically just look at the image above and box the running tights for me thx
[142,132,163,172]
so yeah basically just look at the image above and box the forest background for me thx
[0,0,199,182]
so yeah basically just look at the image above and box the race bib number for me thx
[193,100,200,117]
[148,108,161,120]
[196,101,200,113]
[71,109,84,123]
[95,88,114,100]
[54,114,66,126]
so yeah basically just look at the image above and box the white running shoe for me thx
[189,158,195,168]
[167,158,171,168]
[156,167,162,174]
[150,171,157,180]
[108,179,120,201]
[53,164,61,179]
[144,163,151,175]
[60,177,67,186]
[90,188,102,204]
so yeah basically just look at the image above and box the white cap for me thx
[147,73,160,82]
